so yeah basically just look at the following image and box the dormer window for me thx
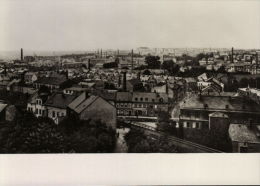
[225,105,229,109]
[36,99,42,105]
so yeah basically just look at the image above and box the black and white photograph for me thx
[0,0,260,184]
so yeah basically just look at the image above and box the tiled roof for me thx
[44,93,77,109]
[0,103,7,113]
[181,95,260,113]
[68,92,87,111]
[116,92,132,102]
[34,77,66,86]
[73,95,99,114]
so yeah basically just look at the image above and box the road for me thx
[114,127,130,153]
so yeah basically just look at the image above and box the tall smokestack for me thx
[256,53,258,65]
[123,71,127,91]
[118,73,121,88]
[117,49,119,56]
[231,47,234,63]
[21,48,23,61]
[100,49,102,58]
[88,59,91,70]
[131,49,133,71]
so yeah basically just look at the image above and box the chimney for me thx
[231,47,234,63]
[256,53,258,65]
[137,71,141,80]
[123,71,127,91]
[249,119,253,129]
[88,59,91,70]
[131,49,134,71]
[118,73,121,87]
[166,81,169,94]
[21,48,23,61]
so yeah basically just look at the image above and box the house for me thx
[27,92,49,118]
[197,73,224,93]
[116,91,169,117]
[238,87,260,104]
[33,76,67,92]
[68,92,116,129]
[24,72,38,84]
[229,123,260,152]
[44,92,77,124]
[0,103,8,121]
[179,94,260,130]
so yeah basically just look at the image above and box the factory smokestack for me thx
[231,47,234,63]
[131,49,133,71]
[21,48,23,61]
[123,71,127,91]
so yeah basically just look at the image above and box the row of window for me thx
[117,109,147,116]
[116,103,157,109]
[27,107,65,118]
[183,121,201,129]
[52,111,65,118]
[134,97,153,102]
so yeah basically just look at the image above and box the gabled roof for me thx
[34,76,66,86]
[0,103,7,113]
[44,93,77,109]
[68,92,87,111]
[116,92,132,102]
[72,95,99,114]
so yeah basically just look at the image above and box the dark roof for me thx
[44,93,77,109]
[116,92,132,102]
[181,95,260,113]
[34,77,66,86]
[128,78,142,86]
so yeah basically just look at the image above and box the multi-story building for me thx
[116,91,169,117]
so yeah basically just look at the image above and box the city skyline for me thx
[0,0,259,51]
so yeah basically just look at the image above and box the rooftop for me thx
[44,93,77,109]
[181,95,260,113]
[34,76,66,86]
[229,124,260,143]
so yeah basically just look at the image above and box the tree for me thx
[103,62,118,68]
[143,69,151,75]
[124,129,177,153]
[145,55,161,69]
[161,60,180,75]
[239,78,249,88]
[0,113,66,153]
[157,111,177,135]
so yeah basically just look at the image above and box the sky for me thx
[0,0,259,51]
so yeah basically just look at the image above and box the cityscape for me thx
[0,0,259,154]
[0,46,260,153]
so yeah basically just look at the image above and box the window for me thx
[52,111,55,118]
[135,98,138,101]
[152,99,155,102]
[36,109,38,114]
[145,98,148,101]
[187,122,191,128]
[39,109,42,115]
[140,98,143,101]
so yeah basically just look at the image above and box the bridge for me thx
[129,121,223,153]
